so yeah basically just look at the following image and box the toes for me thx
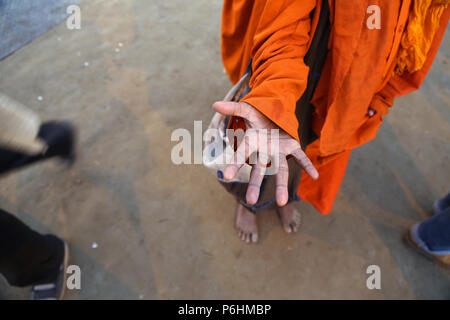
[237,228,247,242]
[290,222,298,233]
[238,230,245,242]
[277,206,301,234]
[237,229,258,244]
[294,213,301,225]
[284,224,292,234]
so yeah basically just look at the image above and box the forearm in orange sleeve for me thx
[241,0,317,142]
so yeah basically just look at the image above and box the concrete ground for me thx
[0,0,449,299]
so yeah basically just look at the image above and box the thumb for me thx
[212,101,251,119]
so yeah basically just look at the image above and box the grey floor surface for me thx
[0,0,81,59]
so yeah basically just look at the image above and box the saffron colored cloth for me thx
[395,0,450,75]
[221,0,449,214]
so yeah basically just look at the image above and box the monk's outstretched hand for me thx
[212,101,319,207]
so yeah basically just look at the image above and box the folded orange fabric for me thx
[395,0,450,75]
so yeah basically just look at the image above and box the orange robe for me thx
[221,0,449,214]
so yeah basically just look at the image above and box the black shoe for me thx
[38,121,77,165]
[30,239,70,300]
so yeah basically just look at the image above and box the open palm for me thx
[213,101,319,207]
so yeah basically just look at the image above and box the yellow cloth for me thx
[395,0,449,75]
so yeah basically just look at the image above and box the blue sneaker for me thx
[404,223,450,269]
[433,193,450,215]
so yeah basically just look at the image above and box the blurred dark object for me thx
[0,120,76,176]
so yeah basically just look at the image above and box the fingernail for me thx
[247,194,256,205]
[225,166,237,180]
[277,197,288,207]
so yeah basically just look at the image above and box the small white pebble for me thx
[115,48,120,53]
[84,61,89,67]
[57,37,62,42]
[92,242,98,249]
[37,96,43,101]
[118,42,123,47]
[76,51,81,56]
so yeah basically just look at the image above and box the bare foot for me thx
[235,203,258,244]
[276,203,301,234]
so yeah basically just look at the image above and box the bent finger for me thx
[275,154,289,207]
[291,148,319,180]
[246,160,266,205]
